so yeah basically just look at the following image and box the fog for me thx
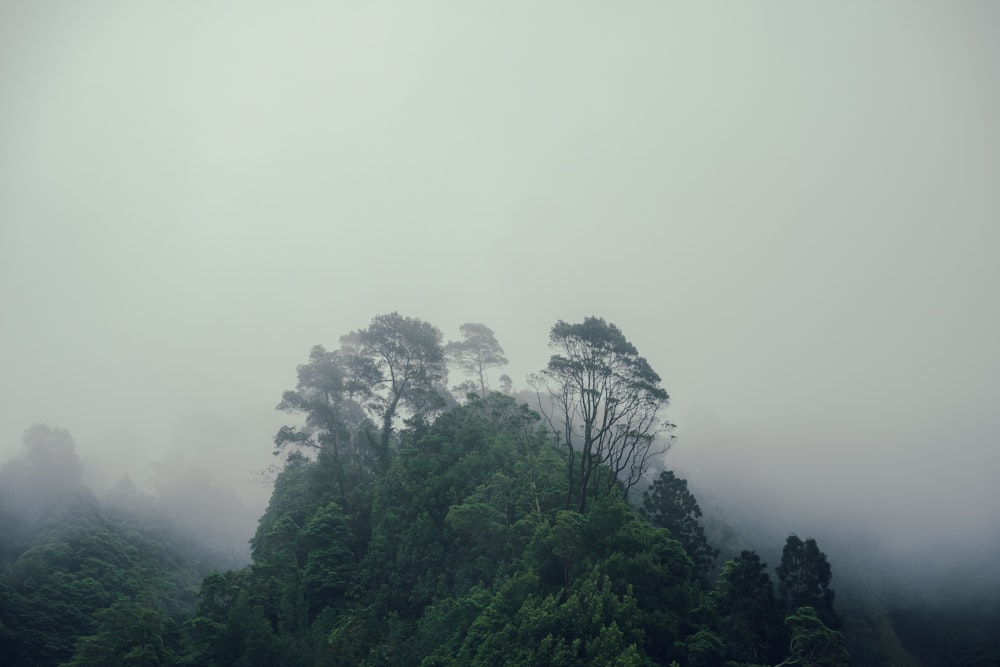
[2,3,998,573]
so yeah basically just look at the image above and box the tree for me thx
[274,345,374,504]
[776,606,849,667]
[19,424,85,488]
[0,425,90,548]
[776,536,838,628]
[340,312,448,467]
[710,550,786,665]
[63,597,180,667]
[539,317,673,512]
[299,502,355,615]
[445,323,508,397]
[460,569,647,666]
[640,470,719,581]
[0,424,86,519]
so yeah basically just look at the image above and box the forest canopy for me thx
[1,314,996,667]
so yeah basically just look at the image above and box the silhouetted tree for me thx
[538,317,673,512]
[641,470,719,580]
[710,550,786,665]
[340,312,448,468]
[777,535,838,628]
[0,424,87,524]
[274,344,374,504]
[445,322,508,397]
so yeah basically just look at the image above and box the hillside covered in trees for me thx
[1,314,997,666]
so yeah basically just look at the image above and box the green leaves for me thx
[780,606,850,667]
[63,598,181,667]
[709,550,786,665]
[0,498,222,667]
[641,470,719,581]
[776,536,838,628]
[461,569,646,666]
[445,323,508,397]
[541,317,673,510]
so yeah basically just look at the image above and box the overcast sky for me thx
[2,2,998,553]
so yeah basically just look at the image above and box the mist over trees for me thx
[641,471,719,582]
[1,313,997,666]
[0,425,246,665]
[536,317,674,512]
[445,322,509,397]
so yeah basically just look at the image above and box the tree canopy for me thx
[777,535,839,628]
[340,312,449,467]
[5,312,991,667]
[445,322,508,397]
[539,316,673,511]
[641,470,719,581]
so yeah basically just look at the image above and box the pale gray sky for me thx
[2,2,998,551]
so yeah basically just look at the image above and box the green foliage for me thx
[62,597,181,667]
[540,316,673,512]
[709,550,786,665]
[459,569,647,666]
[179,380,710,665]
[0,497,230,666]
[340,312,449,466]
[361,393,563,618]
[14,314,941,667]
[777,606,849,667]
[641,470,719,581]
[684,628,724,667]
[523,496,696,663]
[300,502,354,613]
[274,345,377,517]
[445,322,509,397]
[776,536,838,628]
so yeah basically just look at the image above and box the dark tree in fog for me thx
[340,312,448,467]
[275,345,373,501]
[539,317,673,512]
[710,550,786,665]
[0,424,87,523]
[641,470,719,580]
[445,322,509,397]
[776,535,839,628]
[18,424,84,489]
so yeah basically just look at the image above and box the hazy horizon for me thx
[3,3,998,564]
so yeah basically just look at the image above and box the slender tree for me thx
[340,312,448,468]
[445,322,509,397]
[274,345,373,503]
[539,317,673,512]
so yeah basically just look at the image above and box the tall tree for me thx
[445,322,509,397]
[340,312,448,469]
[0,424,87,525]
[539,317,673,512]
[640,470,719,580]
[776,535,838,628]
[710,550,786,665]
[274,345,374,503]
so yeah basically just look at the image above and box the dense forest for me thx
[1,314,997,666]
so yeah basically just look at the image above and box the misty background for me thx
[2,2,998,569]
